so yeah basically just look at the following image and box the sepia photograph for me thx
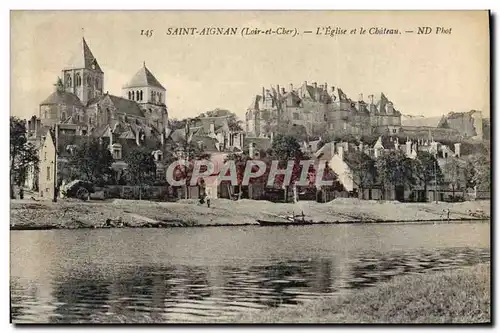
[9,10,491,324]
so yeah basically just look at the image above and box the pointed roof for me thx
[63,38,103,72]
[123,62,165,90]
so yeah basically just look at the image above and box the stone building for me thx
[25,37,171,197]
[245,82,402,138]
[36,37,168,141]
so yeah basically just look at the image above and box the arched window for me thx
[151,91,154,102]
[95,77,100,89]
[159,93,162,103]
[140,90,143,101]
[131,91,135,100]
[128,91,132,100]
[61,111,66,121]
[75,73,82,86]
[66,74,72,87]
[136,90,140,101]
[44,110,48,119]
[87,75,93,86]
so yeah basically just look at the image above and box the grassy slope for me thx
[228,264,491,324]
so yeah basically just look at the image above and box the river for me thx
[10,222,490,323]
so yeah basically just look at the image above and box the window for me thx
[87,75,93,86]
[131,91,135,100]
[44,152,47,161]
[293,113,299,120]
[75,73,82,86]
[61,111,66,121]
[128,91,132,100]
[158,92,162,103]
[44,110,48,119]
[95,78,100,89]
[46,166,51,181]
[111,144,122,160]
[156,168,164,180]
[140,90,143,101]
[65,74,72,87]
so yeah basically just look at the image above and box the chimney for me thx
[281,87,285,94]
[249,142,255,158]
[303,81,307,86]
[313,82,319,101]
[358,93,364,102]
[324,83,328,91]
[262,87,265,101]
[337,144,344,160]
[454,143,461,157]
[386,102,394,114]
[276,84,280,94]
[406,140,412,157]
[330,142,335,159]
[368,95,374,105]
[289,83,293,92]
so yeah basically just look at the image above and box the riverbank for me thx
[227,264,491,324]
[10,198,490,230]
[73,264,490,324]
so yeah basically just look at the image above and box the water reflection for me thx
[10,223,490,323]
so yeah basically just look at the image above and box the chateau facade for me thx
[245,82,402,138]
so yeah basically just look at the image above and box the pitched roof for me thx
[314,142,336,161]
[63,38,103,72]
[123,63,165,90]
[89,94,144,118]
[40,90,84,107]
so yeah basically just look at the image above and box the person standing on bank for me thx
[206,187,212,208]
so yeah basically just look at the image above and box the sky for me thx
[10,10,490,121]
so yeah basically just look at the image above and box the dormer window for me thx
[152,150,163,162]
[66,145,77,155]
[111,143,122,160]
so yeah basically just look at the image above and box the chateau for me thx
[245,82,402,138]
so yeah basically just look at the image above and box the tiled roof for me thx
[123,64,165,90]
[63,38,103,73]
[108,95,144,118]
[40,90,84,107]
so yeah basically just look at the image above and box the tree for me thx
[10,117,39,199]
[223,152,252,200]
[375,150,417,200]
[268,134,305,202]
[124,147,157,200]
[443,156,465,198]
[415,151,444,202]
[67,138,114,185]
[465,152,491,193]
[344,150,376,199]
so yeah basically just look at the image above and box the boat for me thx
[257,212,314,226]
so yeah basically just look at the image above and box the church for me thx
[33,37,169,141]
[26,37,170,198]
